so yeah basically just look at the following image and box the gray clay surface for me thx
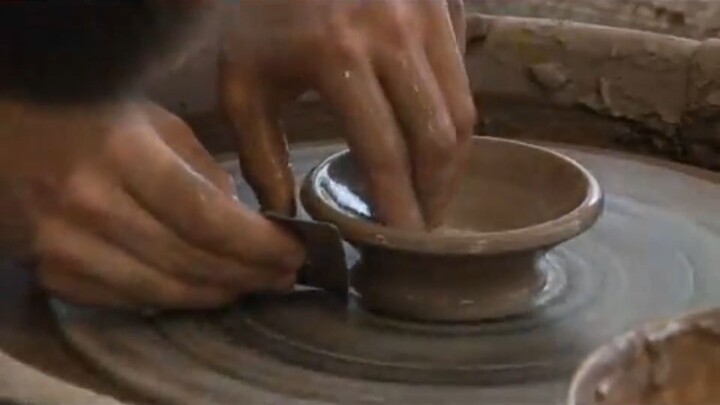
[52,141,720,405]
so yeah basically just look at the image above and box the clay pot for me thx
[301,136,603,322]
[568,308,720,405]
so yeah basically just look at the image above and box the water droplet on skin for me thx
[460,300,474,306]
[344,71,351,79]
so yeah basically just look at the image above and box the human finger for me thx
[375,41,458,227]
[447,0,467,54]
[315,53,424,229]
[143,102,236,197]
[36,219,238,309]
[39,264,138,309]
[57,172,291,291]
[423,0,478,216]
[118,125,305,273]
[219,61,295,214]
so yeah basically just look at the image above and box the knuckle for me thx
[422,121,457,167]
[182,252,239,286]
[104,126,141,165]
[417,141,455,175]
[60,174,107,215]
[185,198,226,243]
[326,29,364,66]
[375,6,420,56]
[428,141,456,170]
[156,282,197,307]
[456,100,478,138]
[384,0,417,25]
[382,5,414,40]
[382,33,414,59]
[34,221,72,262]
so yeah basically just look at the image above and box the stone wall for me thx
[466,0,720,39]
[464,14,720,170]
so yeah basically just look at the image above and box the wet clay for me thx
[569,309,720,405]
[301,137,602,322]
[51,141,720,404]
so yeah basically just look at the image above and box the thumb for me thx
[219,60,296,215]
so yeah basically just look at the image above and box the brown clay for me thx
[301,136,603,322]
[461,14,720,169]
[466,15,697,133]
[569,308,720,405]
[468,0,720,40]
[50,141,720,404]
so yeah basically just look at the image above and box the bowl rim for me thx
[301,136,604,255]
[566,306,720,405]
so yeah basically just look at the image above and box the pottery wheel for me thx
[51,142,720,404]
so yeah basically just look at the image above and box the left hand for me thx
[0,100,305,309]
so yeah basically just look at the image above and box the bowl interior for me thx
[316,138,591,233]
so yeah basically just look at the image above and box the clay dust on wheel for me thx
[52,141,720,405]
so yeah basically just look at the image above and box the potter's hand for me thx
[0,102,305,309]
[220,0,476,229]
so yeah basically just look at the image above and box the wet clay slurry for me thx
[569,309,720,405]
[301,137,603,322]
[51,141,720,405]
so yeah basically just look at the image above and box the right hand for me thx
[219,0,476,229]
[0,101,305,310]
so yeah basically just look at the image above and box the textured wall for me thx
[467,0,720,39]
[465,14,720,170]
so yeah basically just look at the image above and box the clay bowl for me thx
[301,137,603,322]
[568,308,720,405]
